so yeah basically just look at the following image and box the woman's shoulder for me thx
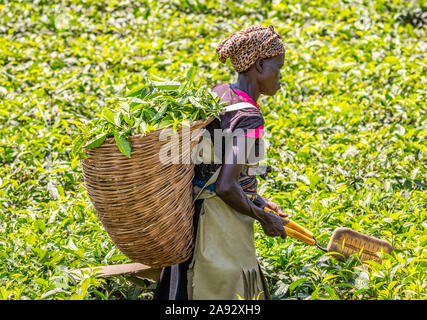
[210,83,264,133]
[211,83,229,93]
[211,83,240,106]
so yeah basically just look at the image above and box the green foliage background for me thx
[0,0,426,299]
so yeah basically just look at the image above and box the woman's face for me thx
[257,53,285,96]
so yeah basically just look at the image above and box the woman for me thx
[154,25,288,300]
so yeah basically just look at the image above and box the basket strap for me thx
[222,102,258,113]
[192,165,222,204]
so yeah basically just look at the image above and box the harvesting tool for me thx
[264,207,393,262]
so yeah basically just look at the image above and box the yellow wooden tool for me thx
[264,207,326,251]
[264,207,393,262]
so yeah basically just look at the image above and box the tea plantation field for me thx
[0,0,426,300]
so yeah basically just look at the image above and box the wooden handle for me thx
[285,220,314,238]
[284,226,316,245]
[264,207,315,245]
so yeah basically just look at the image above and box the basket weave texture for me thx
[81,116,215,268]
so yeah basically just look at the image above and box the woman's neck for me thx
[231,73,260,102]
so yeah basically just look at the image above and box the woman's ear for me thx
[255,58,264,73]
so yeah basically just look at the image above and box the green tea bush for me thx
[0,0,425,300]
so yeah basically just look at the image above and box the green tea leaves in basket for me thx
[114,131,132,158]
[84,133,108,149]
[102,107,115,125]
[73,68,223,158]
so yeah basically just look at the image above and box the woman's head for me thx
[216,25,286,96]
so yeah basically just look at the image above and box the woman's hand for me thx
[257,207,288,239]
[263,197,288,219]
[257,197,290,239]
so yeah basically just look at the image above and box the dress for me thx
[153,83,271,300]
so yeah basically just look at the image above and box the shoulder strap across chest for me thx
[222,102,258,113]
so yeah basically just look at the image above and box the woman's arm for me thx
[215,135,287,238]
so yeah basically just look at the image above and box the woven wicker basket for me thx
[81,116,215,268]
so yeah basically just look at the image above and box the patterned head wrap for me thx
[216,25,286,73]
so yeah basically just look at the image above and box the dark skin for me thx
[215,53,289,238]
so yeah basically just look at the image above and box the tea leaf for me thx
[114,131,132,158]
[102,108,116,125]
[84,133,107,149]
